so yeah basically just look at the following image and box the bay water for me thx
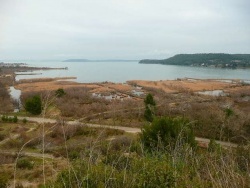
[15,61,250,83]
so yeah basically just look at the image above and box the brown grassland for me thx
[1,66,250,187]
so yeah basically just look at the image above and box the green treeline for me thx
[139,53,250,68]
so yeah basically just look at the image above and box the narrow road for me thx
[25,116,238,148]
[0,150,54,159]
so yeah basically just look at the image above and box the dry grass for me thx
[0,83,13,113]
[16,79,135,94]
[2,75,250,186]
[129,79,238,93]
[0,119,126,186]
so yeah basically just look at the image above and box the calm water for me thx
[9,86,22,112]
[15,61,250,83]
[9,86,21,100]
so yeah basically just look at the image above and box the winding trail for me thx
[25,116,238,148]
[0,150,54,159]
[0,115,238,159]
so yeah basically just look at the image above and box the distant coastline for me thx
[63,59,137,62]
[12,60,250,83]
[139,53,250,69]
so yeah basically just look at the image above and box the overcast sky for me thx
[0,0,249,60]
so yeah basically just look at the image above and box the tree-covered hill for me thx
[139,53,250,68]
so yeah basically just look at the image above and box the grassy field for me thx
[1,66,250,187]
[1,117,250,187]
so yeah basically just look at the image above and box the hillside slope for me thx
[139,53,250,68]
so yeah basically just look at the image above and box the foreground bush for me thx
[16,158,34,170]
[44,143,250,188]
[49,155,175,188]
[0,174,9,188]
[37,132,250,188]
[141,117,196,152]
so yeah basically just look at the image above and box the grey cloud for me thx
[0,0,249,60]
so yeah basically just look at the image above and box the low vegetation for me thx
[1,65,250,186]
[55,88,66,98]
[141,117,196,152]
[1,88,250,187]
[1,115,18,123]
[0,81,13,113]
[24,95,42,115]
[144,93,156,122]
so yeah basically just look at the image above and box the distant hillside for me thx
[139,53,250,68]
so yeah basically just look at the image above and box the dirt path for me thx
[25,116,238,148]
[0,150,55,159]
[195,137,237,148]
[25,116,141,133]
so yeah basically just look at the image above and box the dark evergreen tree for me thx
[144,106,154,122]
[25,95,42,115]
[144,93,156,122]
[144,93,156,106]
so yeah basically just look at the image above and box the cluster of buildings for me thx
[191,60,250,69]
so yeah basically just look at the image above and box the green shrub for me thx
[69,150,80,160]
[0,134,5,141]
[51,155,175,188]
[1,116,7,122]
[1,116,18,123]
[141,117,196,151]
[13,116,18,123]
[8,117,13,122]
[103,153,132,171]
[0,174,9,188]
[208,139,221,152]
[22,118,27,124]
[55,88,66,98]
[16,158,34,169]
[132,157,175,188]
[225,108,234,118]
[236,145,250,172]
[25,95,42,115]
